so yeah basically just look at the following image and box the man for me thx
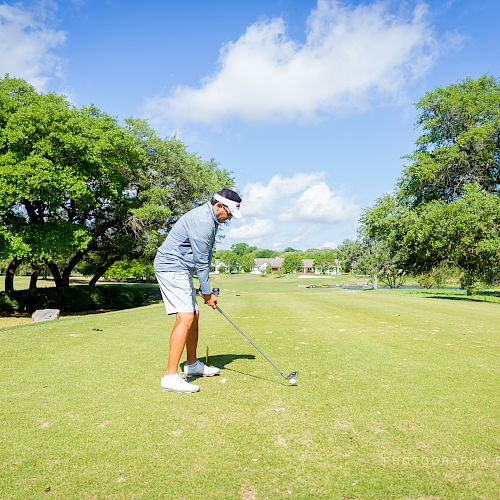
[154,188,242,393]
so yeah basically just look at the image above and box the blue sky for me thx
[1,0,499,249]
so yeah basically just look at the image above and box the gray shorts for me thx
[156,271,199,315]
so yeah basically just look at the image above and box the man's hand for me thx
[202,293,218,309]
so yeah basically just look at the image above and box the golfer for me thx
[154,188,242,393]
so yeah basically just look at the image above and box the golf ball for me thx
[289,378,296,385]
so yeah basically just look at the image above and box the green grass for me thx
[1,274,499,497]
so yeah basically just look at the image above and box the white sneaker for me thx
[183,360,220,377]
[160,374,199,393]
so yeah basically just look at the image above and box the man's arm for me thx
[186,218,214,296]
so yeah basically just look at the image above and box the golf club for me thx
[216,306,298,385]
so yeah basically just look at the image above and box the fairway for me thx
[1,275,498,498]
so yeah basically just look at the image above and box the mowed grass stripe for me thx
[1,275,498,498]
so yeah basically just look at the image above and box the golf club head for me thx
[286,371,298,385]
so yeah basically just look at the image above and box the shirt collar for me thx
[209,203,219,225]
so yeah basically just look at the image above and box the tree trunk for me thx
[29,266,41,290]
[5,258,22,292]
[61,250,86,287]
[45,250,86,288]
[47,261,64,287]
[88,257,119,287]
[373,274,378,289]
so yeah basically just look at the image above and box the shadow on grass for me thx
[123,283,161,305]
[425,290,500,304]
[180,354,254,374]
[221,366,286,386]
[202,353,255,369]
[182,353,287,386]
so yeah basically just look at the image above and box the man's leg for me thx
[165,312,195,375]
[183,308,219,377]
[185,310,199,365]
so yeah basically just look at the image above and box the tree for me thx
[336,239,366,273]
[314,251,338,274]
[0,76,144,289]
[301,248,333,259]
[215,251,240,273]
[0,225,30,291]
[231,242,256,256]
[238,253,255,272]
[415,262,454,289]
[362,76,500,293]
[87,118,232,285]
[0,79,233,289]
[400,75,499,204]
[102,258,155,281]
[254,249,277,258]
[360,240,406,289]
[399,186,499,293]
[282,253,302,273]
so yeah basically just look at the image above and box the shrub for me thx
[105,260,156,281]
[0,285,144,313]
[416,264,454,289]
[0,292,21,312]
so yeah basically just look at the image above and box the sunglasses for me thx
[222,204,233,217]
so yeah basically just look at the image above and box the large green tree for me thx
[401,186,498,291]
[400,75,499,203]
[0,77,144,290]
[362,75,500,293]
[0,78,233,290]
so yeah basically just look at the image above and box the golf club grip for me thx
[215,306,285,378]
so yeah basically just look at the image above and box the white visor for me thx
[213,193,243,219]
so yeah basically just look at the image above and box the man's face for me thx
[214,202,232,223]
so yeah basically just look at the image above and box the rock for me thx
[31,309,60,322]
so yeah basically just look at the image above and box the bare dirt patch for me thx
[240,484,257,500]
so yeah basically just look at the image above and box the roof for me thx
[254,257,284,267]
[301,259,315,267]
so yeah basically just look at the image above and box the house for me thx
[211,261,226,274]
[251,257,284,274]
[314,259,341,275]
[211,260,240,274]
[299,259,315,273]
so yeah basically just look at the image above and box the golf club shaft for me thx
[216,306,286,379]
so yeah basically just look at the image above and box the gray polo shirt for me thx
[154,202,218,294]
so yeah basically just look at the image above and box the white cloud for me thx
[227,218,275,243]
[279,181,359,223]
[320,241,337,249]
[220,172,359,248]
[0,3,65,90]
[242,172,324,216]
[144,0,437,125]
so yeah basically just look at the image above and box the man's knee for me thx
[175,312,196,327]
